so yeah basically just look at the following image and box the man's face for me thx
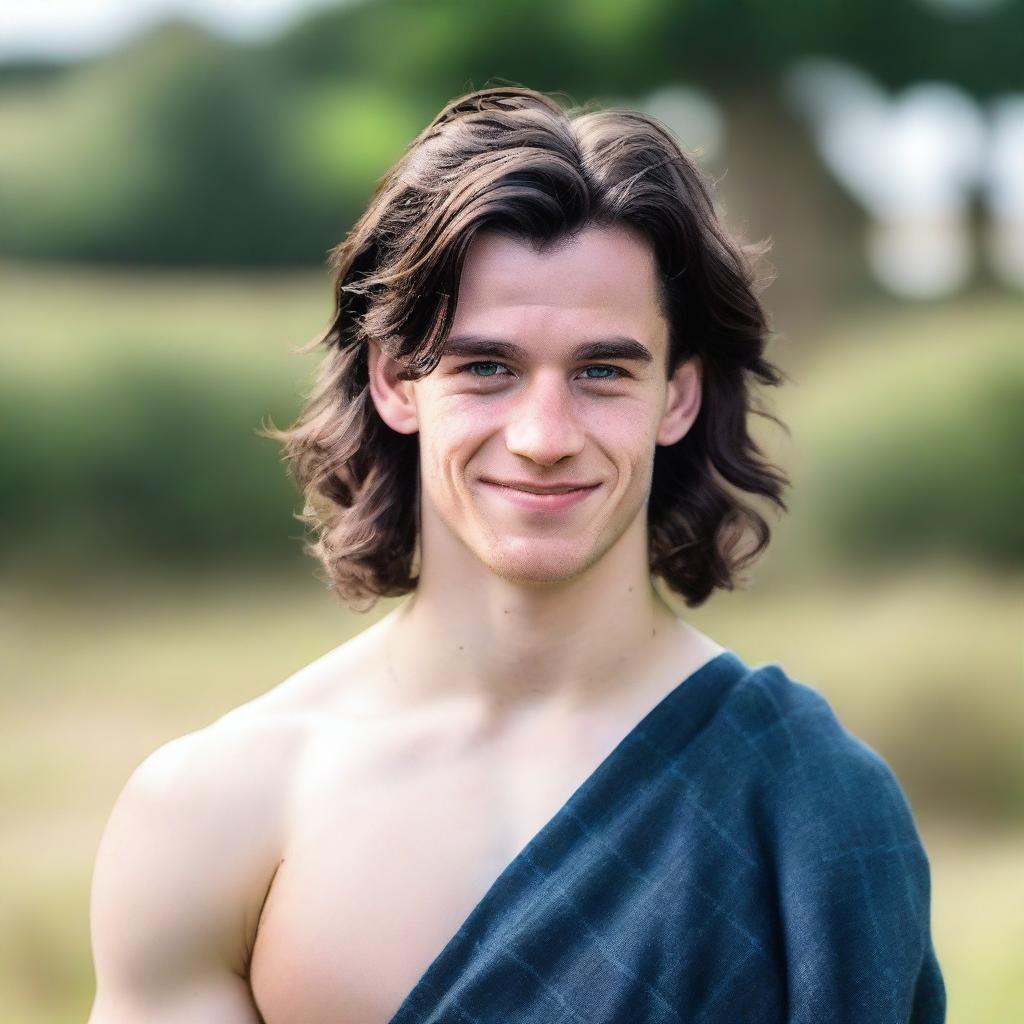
[372,224,700,588]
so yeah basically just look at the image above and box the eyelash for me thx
[457,361,629,381]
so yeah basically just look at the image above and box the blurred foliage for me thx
[0,26,323,264]
[781,300,1024,568]
[0,359,303,569]
[819,366,1023,564]
[0,0,1022,266]
[1,265,1021,577]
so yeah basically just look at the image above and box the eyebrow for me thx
[443,335,655,365]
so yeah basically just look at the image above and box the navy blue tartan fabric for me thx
[387,650,946,1024]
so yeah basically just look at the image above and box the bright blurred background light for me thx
[785,61,986,221]
[0,0,344,61]
[914,0,1012,15]
[639,84,725,167]
[785,59,992,298]
[866,219,975,299]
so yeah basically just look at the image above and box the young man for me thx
[88,87,946,1022]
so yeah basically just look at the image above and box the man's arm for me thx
[88,720,290,1022]
[773,720,946,1021]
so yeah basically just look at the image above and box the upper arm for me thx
[88,724,288,1022]
[734,665,947,1021]
[771,710,946,1021]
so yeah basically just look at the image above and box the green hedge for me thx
[814,365,1023,566]
[0,358,306,570]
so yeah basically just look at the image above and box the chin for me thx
[478,536,607,587]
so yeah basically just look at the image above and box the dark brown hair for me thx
[262,85,789,611]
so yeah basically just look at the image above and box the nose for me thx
[504,372,586,466]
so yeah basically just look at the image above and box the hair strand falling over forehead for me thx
[260,85,790,612]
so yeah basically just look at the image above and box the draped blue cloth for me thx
[387,650,946,1023]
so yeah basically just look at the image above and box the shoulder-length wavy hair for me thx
[262,85,789,612]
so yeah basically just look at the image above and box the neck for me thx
[381,520,684,717]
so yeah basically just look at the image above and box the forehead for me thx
[451,225,667,351]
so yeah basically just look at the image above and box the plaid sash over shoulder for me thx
[387,651,946,1024]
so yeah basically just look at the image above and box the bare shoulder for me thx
[88,632,376,1021]
[106,704,307,860]
[90,620,385,944]
[89,711,307,981]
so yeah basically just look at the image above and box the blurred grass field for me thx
[1,263,1022,1021]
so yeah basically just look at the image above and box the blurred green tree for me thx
[0,0,1021,266]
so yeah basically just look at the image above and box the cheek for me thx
[416,401,492,479]
[422,387,509,440]
[581,402,658,467]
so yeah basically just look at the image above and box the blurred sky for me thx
[0,0,350,60]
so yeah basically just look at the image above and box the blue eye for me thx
[456,362,626,381]
[467,362,503,377]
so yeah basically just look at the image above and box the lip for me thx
[481,480,600,512]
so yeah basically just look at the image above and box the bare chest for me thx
[248,714,602,1024]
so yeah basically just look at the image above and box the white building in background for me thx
[786,58,1024,298]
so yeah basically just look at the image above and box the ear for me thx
[656,355,702,446]
[366,339,419,435]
